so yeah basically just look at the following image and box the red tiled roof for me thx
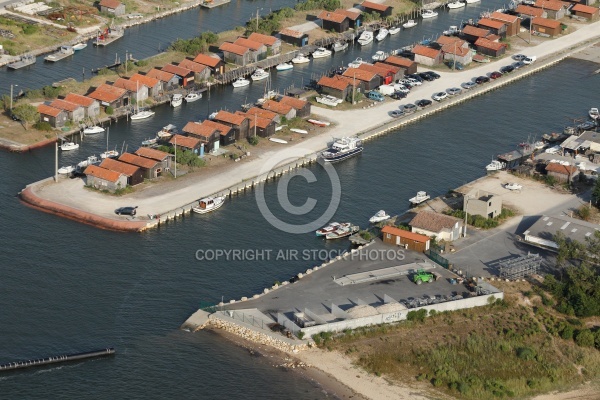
[381,225,430,243]
[546,163,578,175]
[50,99,80,112]
[84,165,122,183]
[318,10,348,23]
[334,8,361,20]
[279,28,305,38]
[99,158,140,176]
[246,107,278,120]
[411,45,441,59]
[233,37,265,51]
[134,147,171,161]
[357,62,390,77]
[478,18,506,30]
[37,104,63,117]
[278,95,308,110]
[461,24,491,37]
[571,4,599,14]
[220,42,250,56]
[182,121,217,137]
[99,0,122,9]
[162,63,193,77]
[193,54,222,68]
[410,211,461,232]
[475,37,507,51]
[169,134,201,149]
[532,16,561,29]
[202,119,232,136]
[374,62,400,73]
[118,153,159,169]
[146,68,176,83]
[361,1,391,12]
[486,34,501,42]
[490,11,519,23]
[317,75,353,91]
[342,67,377,82]
[214,110,247,126]
[383,55,415,68]
[436,35,464,45]
[441,43,470,56]
[534,0,565,11]
[515,4,544,17]
[64,93,95,107]
[113,77,146,92]
[178,59,208,73]
[248,32,278,46]
[262,99,293,115]
[237,111,273,129]
[129,73,160,88]
[88,83,127,103]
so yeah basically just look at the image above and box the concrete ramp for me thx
[334,262,435,286]
[180,309,211,331]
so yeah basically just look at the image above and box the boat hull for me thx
[192,198,225,214]
[83,126,105,135]
[321,147,363,163]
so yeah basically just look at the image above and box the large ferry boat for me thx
[320,137,363,162]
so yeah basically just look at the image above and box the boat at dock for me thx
[157,124,177,139]
[403,20,417,29]
[357,31,373,45]
[291,53,310,64]
[77,155,99,169]
[269,138,287,144]
[72,42,87,51]
[465,0,481,3]
[589,107,599,120]
[448,0,465,8]
[131,109,155,120]
[192,196,225,214]
[315,222,351,237]
[44,45,74,62]
[141,137,158,146]
[348,57,367,68]
[316,95,343,107]
[184,92,202,102]
[275,62,293,71]
[251,68,269,81]
[100,150,119,159]
[372,51,388,61]
[325,225,359,240]
[486,160,506,172]
[332,41,348,52]
[421,9,438,18]
[409,191,430,205]
[58,165,75,175]
[171,93,183,107]
[308,119,330,127]
[389,26,401,35]
[369,210,390,223]
[375,28,389,42]
[232,77,250,87]
[83,125,105,135]
[60,141,79,151]
[312,47,332,58]
[7,54,36,70]
[321,137,363,163]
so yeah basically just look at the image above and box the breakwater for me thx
[0,348,115,371]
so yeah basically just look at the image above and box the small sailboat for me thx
[130,81,154,120]
[192,196,225,214]
[184,92,201,102]
[171,93,183,107]
[276,62,293,71]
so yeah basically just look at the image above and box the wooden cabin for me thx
[99,157,144,186]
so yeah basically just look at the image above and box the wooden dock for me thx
[200,0,231,8]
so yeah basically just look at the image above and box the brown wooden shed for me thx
[318,11,349,33]
[571,4,599,20]
[381,55,417,75]
[382,225,431,253]
[531,17,562,37]
[278,96,311,119]
[213,110,249,140]
[118,153,162,179]
[100,157,144,186]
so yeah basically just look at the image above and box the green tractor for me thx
[413,269,435,285]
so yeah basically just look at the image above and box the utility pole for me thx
[10,84,17,111]
[174,135,177,178]
[463,196,470,237]
[254,112,257,137]
[256,9,259,31]
[125,50,128,74]
[352,72,356,104]
[54,139,58,182]
[453,41,457,71]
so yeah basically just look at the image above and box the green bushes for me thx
[33,121,52,131]
[445,208,515,229]
[294,0,340,11]
[247,136,259,146]
[406,309,427,322]
[170,31,219,55]
[22,24,39,35]
[574,329,595,347]
[245,8,295,35]
[105,106,114,115]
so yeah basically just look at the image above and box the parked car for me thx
[446,61,464,70]
[475,76,490,84]
[390,109,404,118]
[366,91,385,102]
[512,61,525,69]
[391,91,407,100]
[406,78,422,86]
[415,99,432,108]
[115,206,138,216]
[402,103,417,113]
[513,54,527,61]
[394,84,410,93]
[407,73,423,82]
[418,72,435,81]
[523,56,537,65]
[432,92,448,101]
[399,79,415,88]
[425,71,440,79]
[490,71,503,79]
[500,65,515,74]
[461,81,477,90]
[446,87,462,96]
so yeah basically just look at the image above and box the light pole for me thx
[10,84,18,111]
[463,195,471,237]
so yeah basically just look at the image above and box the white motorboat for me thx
[291,53,310,64]
[372,51,388,61]
[72,43,87,51]
[208,111,218,120]
[141,137,158,146]
[325,225,359,240]
[389,26,401,35]
[131,109,155,120]
[276,62,293,71]
[357,31,374,45]
[375,28,389,42]
[83,125,105,135]
[100,150,119,159]
[486,160,506,171]
[348,57,367,68]
[77,155,99,169]
[171,93,183,107]
[192,196,225,214]
[251,68,269,81]
[316,222,352,236]
[409,191,431,205]
[321,137,363,162]
[275,125,286,131]
[60,141,79,151]
[589,107,599,120]
[185,92,202,102]
[269,138,288,144]
[332,41,348,52]
[403,19,417,28]
[312,47,332,58]
[316,95,343,107]
[421,9,438,18]
[443,25,460,35]
[157,124,178,139]
[545,145,562,154]
[232,77,250,87]
[465,0,480,3]
[533,141,546,150]
[58,165,75,175]
[308,119,330,127]
[290,128,308,134]
[369,210,390,223]
[447,1,465,8]
[504,183,523,191]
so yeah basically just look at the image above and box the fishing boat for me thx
[332,41,348,52]
[141,137,158,146]
[348,57,367,68]
[389,26,401,35]
[369,210,390,223]
[184,92,202,102]
[290,128,308,134]
[83,125,105,135]
[7,54,36,70]
[315,222,351,236]
[486,160,506,171]
[276,62,293,71]
[251,68,269,81]
[72,42,87,51]
[403,19,417,28]
[371,50,388,61]
[100,150,119,159]
[321,137,363,162]
[171,93,183,107]
[269,138,288,144]
[589,107,599,120]
[77,155,99,169]
[291,53,310,64]
[325,225,359,240]
[157,124,178,139]
[409,191,430,205]
[308,119,330,127]
[447,1,465,8]
[192,196,225,214]
[504,183,523,191]
[58,165,75,175]
[44,46,74,62]
[421,9,438,18]
[312,47,332,58]
[357,30,374,45]
[316,95,343,107]
[232,77,250,87]
[60,141,79,151]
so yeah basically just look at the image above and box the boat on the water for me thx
[290,128,308,134]
[291,53,310,64]
[348,57,367,68]
[232,77,250,87]
[276,62,293,71]
[504,183,523,191]
[7,54,36,70]
[325,225,359,240]
[465,0,481,3]
[486,160,506,171]
[321,137,363,162]
[332,41,348,52]
[72,42,87,51]
[269,138,288,144]
[185,92,202,102]
[372,50,388,61]
[131,109,155,120]
[316,222,352,236]
[308,119,330,127]
[192,196,225,214]
[171,93,183,107]
[389,26,401,35]
[316,95,343,107]
[447,0,465,8]
[409,191,430,205]
[251,68,269,81]
[60,142,79,151]
[58,165,75,175]
[403,20,417,28]
[77,155,99,169]
[421,9,438,18]
[44,46,74,62]
[141,137,158,146]
[375,28,389,41]
[589,107,599,120]
[357,31,374,45]
[369,210,390,223]
[83,125,105,135]
[312,47,332,58]
[100,150,119,159]
[157,124,178,139]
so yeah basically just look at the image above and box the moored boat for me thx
[316,222,352,236]
[372,50,388,61]
[184,92,202,102]
[276,62,293,71]
[403,20,417,28]
[192,196,225,214]
[325,225,359,240]
[389,26,401,35]
[321,137,363,163]
[232,77,250,87]
[409,191,431,205]
[312,47,332,58]
[291,53,310,64]
[7,54,36,70]
[157,124,178,139]
[141,137,158,146]
[332,41,348,52]
[421,9,438,18]
[375,28,389,41]
[130,109,155,120]
[447,0,465,8]
[486,160,506,171]
[348,57,367,68]
[357,30,374,45]
[589,107,599,120]
[77,155,99,169]
[73,42,87,51]
[369,210,390,223]
[250,68,269,81]
[58,165,75,175]
[83,125,105,135]
[171,93,183,107]
[44,46,74,62]
[100,150,119,159]
[308,119,330,127]
[465,0,480,3]
[60,142,79,151]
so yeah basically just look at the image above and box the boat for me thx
[369,210,390,223]
[171,93,183,107]
[44,46,74,62]
[316,95,343,107]
[348,57,367,68]
[443,25,460,35]
[409,191,431,205]
[332,41,348,52]
[131,81,155,120]
[421,9,438,18]
[77,155,99,169]
[208,111,218,120]
[184,92,202,102]
[545,145,562,154]
[275,125,287,131]
[389,26,401,35]
[291,53,310,64]
[589,107,599,120]
[403,20,417,28]
[486,160,506,171]
[276,62,293,71]
[315,222,352,236]
[465,0,481,3]
[60,141,79,151]
[232,77,250,87]
[58,165,75,175]
[375,28,389,42]
[257,90,277,105]
[533,141,546,150]
[578,120,597,132]
[447,1,465,8]
[100,150,119,159]
[157,124,178,139]
[7,54,36,70]
[321,137,363,162]
[192,196,225,214]
[312,47,332,58]
[290,128,308,134]
[250,68,269,81]
[141,137,158,146]
[325,225,359,240]
[72,42,87,51]
[269,138,288,144]
[83,125,105,135]
[357,31,374,45]
[308,119,330,127]
[504,183,523,191]
[371,50,388,61]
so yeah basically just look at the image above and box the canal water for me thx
[1,56,598,398]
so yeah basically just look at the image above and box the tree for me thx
[593,178,600,208]
[574,329,595,347]
[12,103,38,129]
